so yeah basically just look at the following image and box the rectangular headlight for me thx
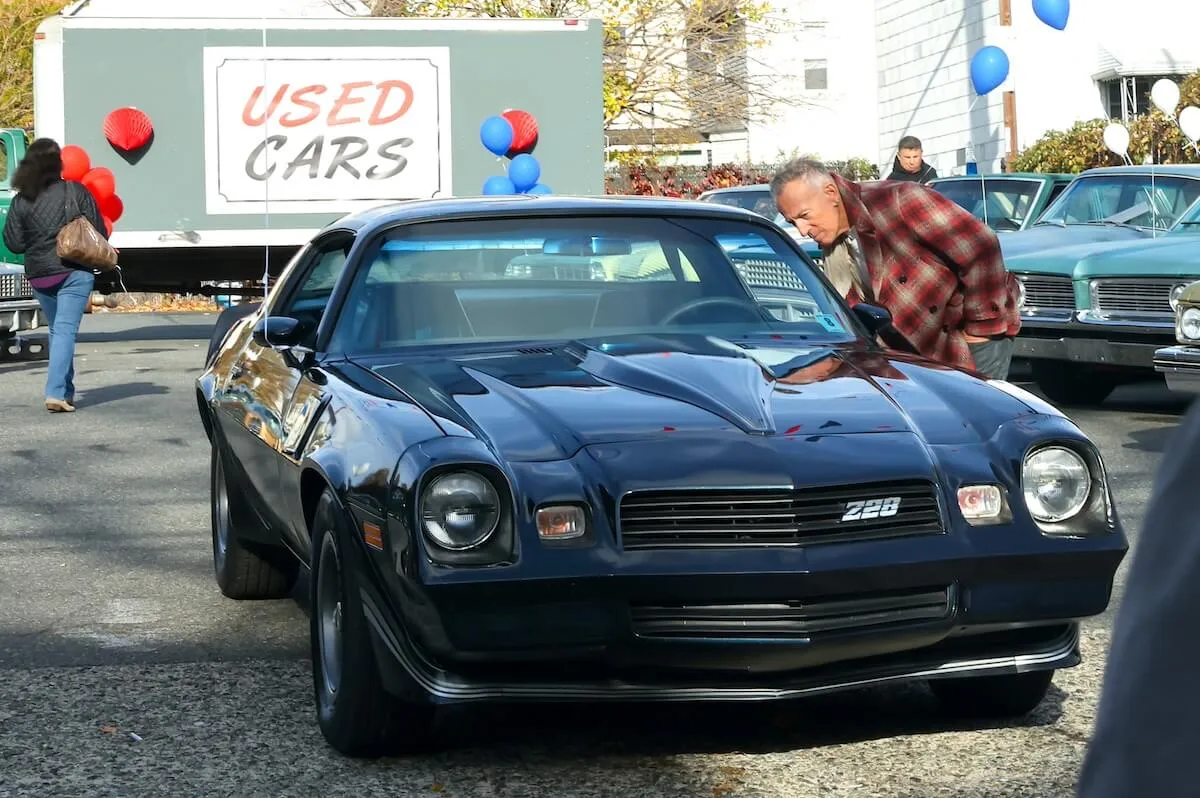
[957,484,1010,526]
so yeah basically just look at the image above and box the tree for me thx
[368,0,799,132]
[0,0,66,131]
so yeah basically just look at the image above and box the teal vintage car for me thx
[927,172,1074,233]
[999,164,1200,404]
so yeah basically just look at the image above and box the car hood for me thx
[361,334,1044,463]
[999,224,1153,260]
[1003,233,1178,275]
[1072,234,1200,278]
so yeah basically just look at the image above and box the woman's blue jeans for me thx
[32,269,95,402]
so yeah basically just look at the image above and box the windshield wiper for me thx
[1033,219,1066,227]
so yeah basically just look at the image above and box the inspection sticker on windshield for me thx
[815,314,844,332]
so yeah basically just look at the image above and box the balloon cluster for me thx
[478,109,552,196]
[60,145,123,236]
[969,0,1069,97]
[1102,79,1200,163]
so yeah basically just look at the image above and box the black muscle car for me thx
[196,195,1128,757]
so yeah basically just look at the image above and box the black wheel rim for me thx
[316,530,344,704]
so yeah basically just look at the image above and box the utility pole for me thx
[999,0,1018,172]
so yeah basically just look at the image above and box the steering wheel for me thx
[661,296,765,326]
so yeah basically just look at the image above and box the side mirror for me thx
[851,303,893,335]
[252,315,303,348]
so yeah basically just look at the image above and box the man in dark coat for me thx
[771,157,1020,379]
[886,135,938,184]
[1076,397,1200,797]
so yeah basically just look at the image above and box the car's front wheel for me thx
[1030,361,1118,407]
[309,488,436,757]
[927,669,1054,718]
[210,443,298,600]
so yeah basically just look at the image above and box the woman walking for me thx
[2,138,107,412]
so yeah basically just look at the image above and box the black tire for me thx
[205,301,260,366]
[1030,361,1118,407]
[928,669,1054,719]
[210,443,299,600]
[309,488,436,757]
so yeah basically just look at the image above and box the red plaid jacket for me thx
[830,173,1021,371]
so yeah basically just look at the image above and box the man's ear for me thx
[823,180,840,201]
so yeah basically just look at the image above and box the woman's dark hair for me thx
[11,138,64,200]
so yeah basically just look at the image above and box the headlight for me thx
[1180,307,1200,341]
[1171,284,1188,311]
[420,471,501,550]
[1022,446,1091,523]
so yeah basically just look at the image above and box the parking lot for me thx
[0,312,1187,797]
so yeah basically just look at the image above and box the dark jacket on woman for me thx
[2,180,106,280]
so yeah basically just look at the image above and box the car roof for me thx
[930,172,1073,181]
[1075,164,1200,178]
[324,194,776,237]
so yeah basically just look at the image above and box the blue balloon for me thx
[526,183,552,195]
[482,175,517,195]
[480,116,514,157]
[1032,0,1069,30]
[970,45,1010,96]
[508,153,541,192]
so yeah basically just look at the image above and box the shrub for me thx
[605,158,880,197]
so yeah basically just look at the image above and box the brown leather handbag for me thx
[56,184,118,271]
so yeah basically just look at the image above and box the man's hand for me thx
[964,333,991,344]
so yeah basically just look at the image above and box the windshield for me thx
[1036,173,1200,231]
[328,215,859,354]
[700,188,777,218]
[930,178,1041,232]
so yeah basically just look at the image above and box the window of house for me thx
[804,60,828,91]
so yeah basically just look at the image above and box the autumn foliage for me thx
[605,158,880,197]
[0,0,65,131]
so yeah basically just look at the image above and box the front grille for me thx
[1092,278,1186,316]
[0,272,32,301]
[1017,274,1074,310]
[630,585,955,640]
[731,256,808,291]
[618,479,944,550]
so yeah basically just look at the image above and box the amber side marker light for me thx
[362,522,384,551]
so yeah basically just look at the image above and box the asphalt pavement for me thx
[0,313,1188,797]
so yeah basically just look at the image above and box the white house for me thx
[874,0,1200,176]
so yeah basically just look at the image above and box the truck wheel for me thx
[205,301,261,366]
[309,488,437,757]
[210,443,298,600]
[1030,362,1117,407]
[928,670,1054,719]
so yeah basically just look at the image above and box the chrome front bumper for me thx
[1154,345,1200,393]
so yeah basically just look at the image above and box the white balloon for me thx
[1151,78,1181,116]
[1180,106,1200,141]
[1104,122,1130,156]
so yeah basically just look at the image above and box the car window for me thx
[0,139,7,183]
[929,179,1041,231]
[1037,174,1200,230]
[327,215,858,353]
[278,234,353,347]
[701,189,772,216]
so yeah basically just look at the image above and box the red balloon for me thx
[501,109,538,155]
[82,167,116,202]
[99,193,124,223]
[103,107,154,152]
[103,216,114,237]
[61,145,90,182]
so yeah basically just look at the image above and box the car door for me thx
[213,231,354,533]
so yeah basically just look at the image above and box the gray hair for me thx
[769,157,833,197]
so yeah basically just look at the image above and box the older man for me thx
[771,157,1021,379]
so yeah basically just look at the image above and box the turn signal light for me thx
[536,505,586,540]
[957,485,1003,522]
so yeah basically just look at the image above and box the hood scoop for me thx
[570,338,840,435]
